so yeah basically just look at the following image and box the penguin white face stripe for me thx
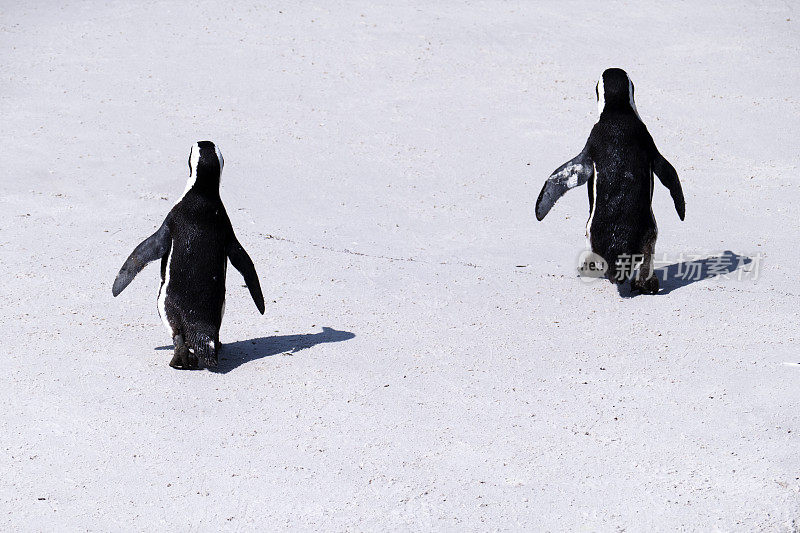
[596,76,605,115]
[183,142,201,197]
[189,142,201,178]
[215,144,224,185]
[215,145,224,172]
[627,76,641,119]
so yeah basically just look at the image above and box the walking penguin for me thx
[535,68,685,293]
[112,141,265,368]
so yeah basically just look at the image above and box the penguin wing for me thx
[228,238,265,314]
[112,218,171,296]
[653,152,685,220]
[535,147,594,221]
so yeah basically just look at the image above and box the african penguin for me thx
[113,141,265,368]
[535,68,685,294]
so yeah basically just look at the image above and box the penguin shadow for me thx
[155,326,355,373]
[617,250,753,297]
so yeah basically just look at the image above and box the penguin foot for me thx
[631,275,659,295]
[169,345,198,369]
[195,337,218,368]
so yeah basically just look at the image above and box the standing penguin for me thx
[112,141,265,368]
[535,68,685,294]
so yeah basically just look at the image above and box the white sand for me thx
[1,1,798,530]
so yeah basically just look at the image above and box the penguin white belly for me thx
[586,163,599,247]
[220,261,227,320]
[650,167,658,233]
[157,246,174,336]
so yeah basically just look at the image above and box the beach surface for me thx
[1,1,799,529]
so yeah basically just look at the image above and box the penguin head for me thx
[185,141,224,194]
[596,68,640,118]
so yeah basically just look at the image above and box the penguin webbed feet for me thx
[631,274,659,295]
[195,336,218,368]
[169,335,199,370]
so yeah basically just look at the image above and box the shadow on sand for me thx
[617,250,753,297]
[155,326,355,373]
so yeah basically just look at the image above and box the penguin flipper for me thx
[535,148,594,221]
[653,153,685,220]
[228,238,265,314]
[112,218,171,296]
